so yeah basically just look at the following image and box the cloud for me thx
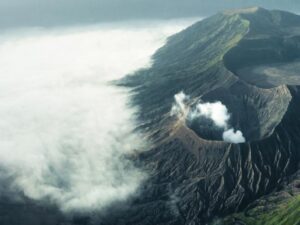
[171,91,189,116]
[191,101,230,128]
[0,21,193,213]
[171,92,246,143]
[223,129,246,144]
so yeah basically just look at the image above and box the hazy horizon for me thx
[0,0,300,29]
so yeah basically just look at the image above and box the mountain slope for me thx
[221,171,300,225]
[116,7,300,225]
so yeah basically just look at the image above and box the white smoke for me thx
[0,20,196,213]
[191,101,230,128]
[171,92,246,143]
[223,129,246,144]
[171,91,189,116]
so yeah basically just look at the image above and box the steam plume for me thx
[191,101,230,128]
[171,91,189,116]
[223,129,246,144]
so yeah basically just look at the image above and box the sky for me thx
[1,0,300,29]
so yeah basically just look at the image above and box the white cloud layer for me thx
[0,20,194,213]
[171,92,246,143]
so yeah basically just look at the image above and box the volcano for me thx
[113,7,300,225]
[2,6,300,225]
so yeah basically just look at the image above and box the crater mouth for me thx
[236,59,300,89]
[189,83,292,143]
[181,99,246,144]
[186,117,225,142]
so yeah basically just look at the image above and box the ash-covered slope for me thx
[115,7,300,225]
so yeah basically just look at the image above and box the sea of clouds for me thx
[0,19,197,213]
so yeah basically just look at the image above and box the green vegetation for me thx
[223,194,300,225]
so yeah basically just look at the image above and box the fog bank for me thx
[0,20,195,213]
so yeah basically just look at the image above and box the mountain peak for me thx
[223,6,265,15]
[119,8,300,225]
